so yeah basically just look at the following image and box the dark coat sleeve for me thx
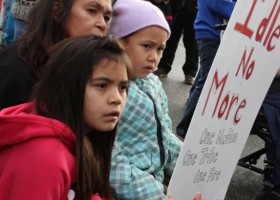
[0,43,35,110]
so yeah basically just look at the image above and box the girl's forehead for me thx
[93,58,126,72]
[125,26,168,45]
[91,60,129,81]
[132,26,168,37]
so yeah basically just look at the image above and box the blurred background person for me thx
[154,0,198,85]
[176,0,236,138]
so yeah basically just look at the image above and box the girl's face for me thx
[64,0,112,37]
[124,26,168,79]
[83,58,129,132]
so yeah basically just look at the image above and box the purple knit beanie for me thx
[109,0,171,38]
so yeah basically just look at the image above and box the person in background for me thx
[154,0,198,85]
[149,0,173,26]
[176,0,236,139]
[11,0,38,40]
[1,0,10,45]
[0,35,131,200]
[256,68,280,200]
[0,0,15,46]
[0,0,113,110]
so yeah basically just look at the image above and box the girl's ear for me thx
[119,38,129,49]
[53,0,62,20]
[119,38,127,49]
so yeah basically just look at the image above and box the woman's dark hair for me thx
[17,0,75,77]
[33,35,131,200]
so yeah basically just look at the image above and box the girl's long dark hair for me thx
[33,35,131,200]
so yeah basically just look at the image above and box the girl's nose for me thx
[108,88,122,105]
[148,51,158,63]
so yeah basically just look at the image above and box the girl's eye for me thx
[143,44,151,48]
[95,83,107,89]
[88,8,97,14]
[120,84,128,92]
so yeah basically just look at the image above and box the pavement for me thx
[159,39,265,200]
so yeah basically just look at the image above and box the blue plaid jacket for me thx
[110,74,182,200]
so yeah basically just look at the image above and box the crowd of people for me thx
[0,0,279,199]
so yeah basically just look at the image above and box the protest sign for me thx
[168,0,280,199]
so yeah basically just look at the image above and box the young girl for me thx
[108,0,189,199]
[0,35,131,200]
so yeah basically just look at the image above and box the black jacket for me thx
[0,43,35,110]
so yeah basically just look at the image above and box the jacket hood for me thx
[0,103,75,152]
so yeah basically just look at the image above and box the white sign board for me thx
[168,0,280,199]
